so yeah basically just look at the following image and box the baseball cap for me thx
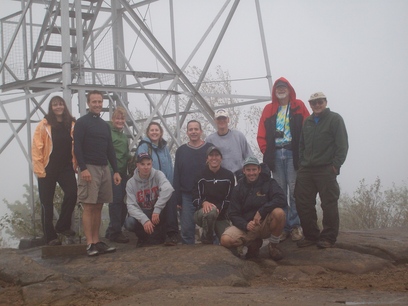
[308,92,327,102]
[206,146,222,158]
[243,156,260,167]
[214,109,229,119]
[136,152,152,163]
[275,80,288,88]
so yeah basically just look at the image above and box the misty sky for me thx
[1,0,407,220]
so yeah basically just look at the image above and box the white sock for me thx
[269,235,280,244]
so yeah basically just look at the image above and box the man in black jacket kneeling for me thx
[220,156,287,260]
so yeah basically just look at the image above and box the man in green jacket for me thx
[295,92,348,249]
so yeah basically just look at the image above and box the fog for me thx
[1,1,407,224]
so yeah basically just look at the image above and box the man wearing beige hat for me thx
[295,92,348,249]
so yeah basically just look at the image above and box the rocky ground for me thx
[0,227,407,305]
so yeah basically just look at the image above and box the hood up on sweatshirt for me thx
[271,77,297,109]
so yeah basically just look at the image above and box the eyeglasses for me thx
[309,99,325,106]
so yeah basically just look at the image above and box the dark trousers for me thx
[124,209,166,244]
[105,176,128,240]
[38,166,77,243]
[294,165,340,244]
[165,193,179,236]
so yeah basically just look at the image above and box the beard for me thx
[276,92,288,99]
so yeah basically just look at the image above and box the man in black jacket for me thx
[192,146,235,244]
[220,156,287,260]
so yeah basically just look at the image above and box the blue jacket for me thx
[136,137,174,184]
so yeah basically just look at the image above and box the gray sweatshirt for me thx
[206,129,254,173]
[126,167,174,225]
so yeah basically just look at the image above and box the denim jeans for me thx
[105,176,128,240]
[273,148,300,233]
[180,193,196,244]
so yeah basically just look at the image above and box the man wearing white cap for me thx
[295,92,348,249]
[206,108,253,178]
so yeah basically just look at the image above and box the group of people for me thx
[32,76,348,260]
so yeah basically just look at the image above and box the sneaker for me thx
[268,242,283,261]
[58,229,76,237]
[296,238,317,248]
[291,227,304,241]
[112,232,129,244]
[48,238,62,246]
[87,243,99,256]
[164,234,178,246]
[317,239,335,249]
[279,231,289,242]
[95,241,116,254]
[245,238,263,259]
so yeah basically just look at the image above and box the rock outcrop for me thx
[1,227,407,305]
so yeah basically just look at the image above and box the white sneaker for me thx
[291,227,304,241]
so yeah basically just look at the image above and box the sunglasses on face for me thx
[309,99,325,106]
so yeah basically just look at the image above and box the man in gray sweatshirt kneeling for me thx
[125,152,174,247]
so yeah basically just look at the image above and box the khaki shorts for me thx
[222,212,273,246]
[77,164,113,204]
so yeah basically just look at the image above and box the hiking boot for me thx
[291,227,304,242]
[58,229,76,237]
[48,238,62,246]
[136,238,147,248]
[86,243,99,256]
[317,239,335,249]
[164,234,178,246]
[245,238,263,259]
[95,241,116,254]
[229,247,241,258]
[279,231,289,242]
[112,232,129,244]
[297,238,317,248]
[268,242,283,261]
[200,234,214,245]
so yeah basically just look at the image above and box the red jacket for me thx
[257,77,309,171]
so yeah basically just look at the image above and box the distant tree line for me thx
[339,177,408,230]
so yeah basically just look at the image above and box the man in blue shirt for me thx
[173,120,213,244]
